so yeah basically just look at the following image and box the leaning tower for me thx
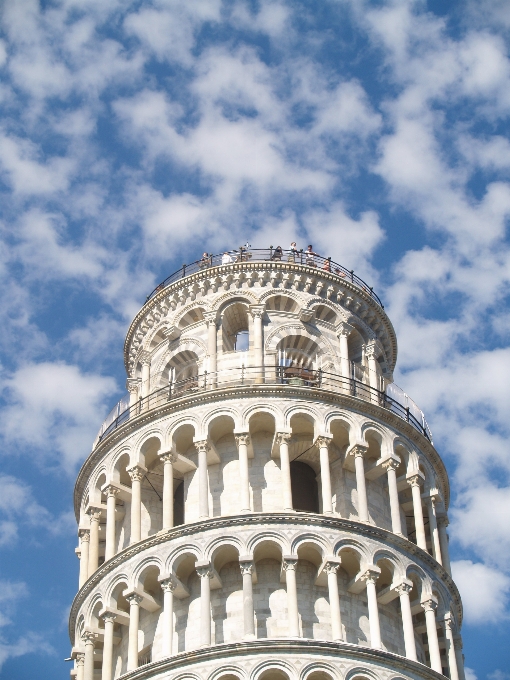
[69,249,465,680]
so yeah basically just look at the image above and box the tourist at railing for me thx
[222,251,233,265]
[271,245,283,261]
[288,241,299,262]
[305,244,317,266]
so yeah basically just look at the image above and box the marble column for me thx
[353,445,369,522]
[140,351,151,400]
[104,486,120,562]
[78,529,90,588]
[239,559,255,639]
[422,599,442,673]
[325,560,343,641]
[126,377,140,408]
[276,433,293,511]
[204,312,217,386]
[408,475,427,551]
[87,508,102,575]
[438,516,452,574]
[427,496,443,565]
[282,557,300,637]
[160,577,176,657]
[337,324,351,381]
[395,581,417,661]
[128,465,145,544]
[196,563,213,647]
[362,569,382,649]
[365,343,380,403]
[100,612,116,680]
[316,436,333,515]
[195,441,210,519]
[82,631,96,680]
[235,434,251,513]
[75,652,85,680]
[249,305,265,383]
[160,453,176,530]
[383,459,403,535]
[444,613,460,680]
[126,593,142,671]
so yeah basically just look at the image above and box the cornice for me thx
[123,262,397,374]
[68,513,463,642]
[74,384,449,518]
[112,639,446,680]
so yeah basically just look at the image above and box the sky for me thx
[0,0,509,678]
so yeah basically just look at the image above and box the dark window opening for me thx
[290,461,319,513]
[174,482,184,526]
[234,330,249,351]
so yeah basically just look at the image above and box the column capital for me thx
[360,567,380,585]
[315,435,333,449]
[382,457,400,472]
[365,341,379,359]
[78,528,90,542]
[139,350,151,366]
[103,484,121,499]
[126,377,141,394]
[438,515,449,528]
[86,506,102,522]
[234,433,251,447]
[125,592,143,605]
[335,321,354,337]
[239,559,254,576]
[75,652,85,667]
[324,559,341,575]
[275,432,292,446]
[127,465,146,483]
[100,611,117,624]
[421,598,438,613]
[282,555,298,571]
[203,311,218,326]
[349,442,368,458]
[194,440,211,454]
[443,611,455,630]
[196,562,213,579]
[248,304,265,318]
[159,576,177,593]
[393,579,413,595]
[81,630,98,644]
[159,451,177,464]
[407,473,423,488]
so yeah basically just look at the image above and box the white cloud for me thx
[452,560,510,624]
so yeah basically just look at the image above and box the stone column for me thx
[352,444,369,522]
[408,475,427,551]
[87,508,102,575]
[235,434,251,513]
[195,441,210,519]
[140,351,151,400]
[126,593,142,671]
[316,436,333,515]
[104,486,120,562]
[276,433,293,511]
[444,613,460,680]
[337,323,351,381]
[82,631,97,680]
[282,557,300,637]
[325,560,343,641]
[249,305,265,383]
[100,612,116,680]
[204,312,217,386]
[126,378,140,408]
[160,453,176,530]
[438,516,452,574]
[427,496,443,565]
[160,577,176,658]
[196,563,213,647]
[128,465,145,544]
[454,634,466,680]
[382,459,403,535]
[78,529,90,588]
[365,343,380,403]
[239,559,255,639]
[394,581,417,661]
[362,569,382,649]
[422,599,442,673]
[75,652,85,680]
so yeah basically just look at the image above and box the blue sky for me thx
[0,0,509,678]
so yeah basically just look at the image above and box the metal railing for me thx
[95,366,432,446]
[146,248,383,308]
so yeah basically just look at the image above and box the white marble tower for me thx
[69,249,465,680]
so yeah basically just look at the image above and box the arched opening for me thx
[164,350,199,393]
[306,672,334,680]
[313,304,338,324]
[276,335,321,385]
[258,671,289,680]
[221,302,250,353]
[291,461,319,513]
[265,295,299,313]
[348,328,366,381]
[178,307,205,330]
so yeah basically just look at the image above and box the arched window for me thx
[221,302,250,353]
[291,461,319,513]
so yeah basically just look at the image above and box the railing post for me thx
[406,407,410,423]
[203,370,207,389]
[350,269,354,282]
[182,264,186,278]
